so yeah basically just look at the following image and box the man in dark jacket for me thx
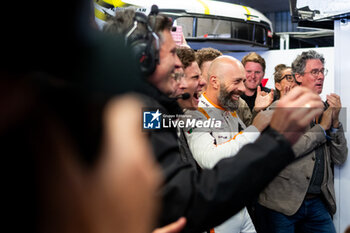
[103,8,324,233]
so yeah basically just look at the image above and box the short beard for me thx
[218,84,239,112]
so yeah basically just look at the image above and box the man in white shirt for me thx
[184,56,272,233]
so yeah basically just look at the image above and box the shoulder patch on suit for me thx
[231,111,237,118]
[198,107,210,120]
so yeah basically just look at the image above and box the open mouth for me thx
[193,92,199,100]
[230,90,241,100]
[232,94,240,100]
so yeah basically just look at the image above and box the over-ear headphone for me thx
[125,7,160,77]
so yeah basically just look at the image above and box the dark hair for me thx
[103,8,138,35]
[292,50,325,75]
[195,47,222,70]
[274,64,291,98]
[103,8,172,44]
[274,64,291,83]
[151,14,173,41]
[176,47,196,69]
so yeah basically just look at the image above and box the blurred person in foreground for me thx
[1,1,179,233]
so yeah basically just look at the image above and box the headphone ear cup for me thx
[130,38,156,76]
[134,12,148,24]
[125,12,159,77]
[145,40,157,76]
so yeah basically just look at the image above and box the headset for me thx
[125,6,160,76]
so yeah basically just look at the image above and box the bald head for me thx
[208,56,245,82]
[205,55,246,111]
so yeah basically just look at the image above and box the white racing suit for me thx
[183,93,259,233]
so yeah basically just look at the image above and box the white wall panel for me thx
[334,19,350,233]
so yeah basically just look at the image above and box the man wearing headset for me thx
[102,7,324,233]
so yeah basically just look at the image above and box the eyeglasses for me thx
[303,68,328,77]
[281,74,295,82]
[172,71,185,81]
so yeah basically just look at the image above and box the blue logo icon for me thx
[143,109,162,129]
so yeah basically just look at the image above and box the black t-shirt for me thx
[241,85,272,112]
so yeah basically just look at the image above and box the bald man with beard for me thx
[183,56,273,233]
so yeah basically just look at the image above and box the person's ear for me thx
[275,82,282,91]
[210,75,219,89]
[294,73,302,83]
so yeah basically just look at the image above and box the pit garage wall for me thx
[227,44,349,232]
[334,19,350,233]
